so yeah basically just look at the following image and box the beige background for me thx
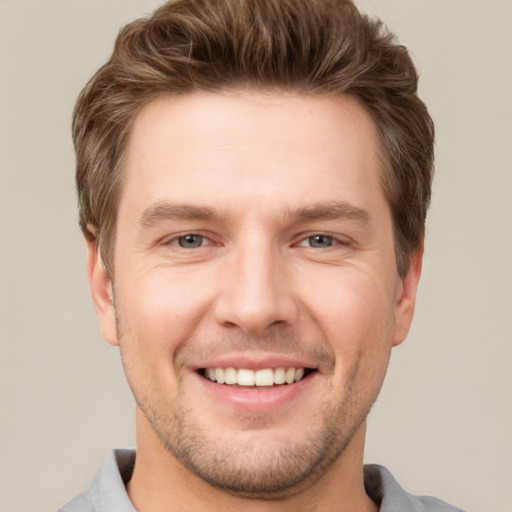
[1,1,511,511]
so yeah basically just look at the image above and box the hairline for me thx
[94,86,408,280]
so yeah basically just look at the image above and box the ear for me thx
[84,236,119,346]
[392,246,423,347]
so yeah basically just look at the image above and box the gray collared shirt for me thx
[59,450,465,512]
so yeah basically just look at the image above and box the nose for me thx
[213,238,298,336]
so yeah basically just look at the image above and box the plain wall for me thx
[0,1,510,511]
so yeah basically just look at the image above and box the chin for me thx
[142,395,367,499]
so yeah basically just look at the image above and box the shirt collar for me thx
[89,449,450,512]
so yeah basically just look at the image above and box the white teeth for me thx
[204,367,309,386]
[274,367,286,385]
[224,367,237,385]
[294,367,304,382]
[237,369,255,386]
[215,368,226,384]
[255,368,274,386]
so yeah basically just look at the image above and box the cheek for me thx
[303,269,396,379]
[113,267,218,395]
[117,265,216,341]
[306,268,396,338]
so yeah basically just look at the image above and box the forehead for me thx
[121,90,386,220]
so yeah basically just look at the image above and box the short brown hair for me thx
[73,0,434,278]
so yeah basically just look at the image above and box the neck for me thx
[126,410,378,512]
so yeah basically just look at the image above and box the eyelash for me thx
[162,233,214,249]
[161,232,350,250]
[296,233,347,249]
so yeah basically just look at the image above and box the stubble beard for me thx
[147,390,369,499]
[125,363,375,500]
[117,315,383,499]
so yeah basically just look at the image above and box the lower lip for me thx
[194,372,317,412]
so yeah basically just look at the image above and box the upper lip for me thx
[190,352,318,372]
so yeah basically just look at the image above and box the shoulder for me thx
[58,449,136,512]
[364,464,466,512]
[58,489,93,512]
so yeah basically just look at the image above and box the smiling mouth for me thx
[198,367,316,388]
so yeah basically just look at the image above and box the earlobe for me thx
[84,237,119,346]
[392,246,423,347]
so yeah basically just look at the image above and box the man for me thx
[61,0,464,510]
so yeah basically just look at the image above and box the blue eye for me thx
[177,234,204,248]
[307,235,334,248]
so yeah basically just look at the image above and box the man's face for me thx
[88,91,420,497]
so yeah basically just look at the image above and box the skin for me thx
[86,91,422,512]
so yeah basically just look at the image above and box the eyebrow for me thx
[139,202,221,228]
[292,201,371,224]
[139,200,370,229]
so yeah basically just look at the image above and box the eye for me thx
[299,234,336,248]
[177,234,206,248]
